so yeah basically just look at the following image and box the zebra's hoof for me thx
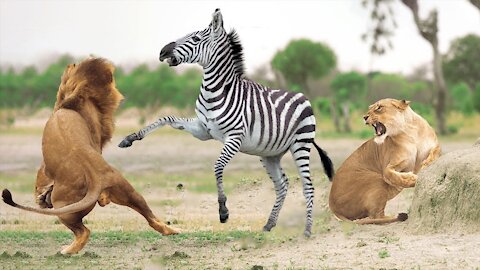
[304,230,312,238]
[118,139,132,148]
[219,212,229,223]
[262,222,275,232]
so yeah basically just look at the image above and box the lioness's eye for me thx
[192,36,201,42]
[375,106,383,112]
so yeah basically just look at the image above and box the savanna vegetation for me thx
[1,32,479,137]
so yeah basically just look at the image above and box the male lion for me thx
[329,98,440,224]
[2,58,178,254]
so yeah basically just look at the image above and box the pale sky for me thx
[0,0,479,75]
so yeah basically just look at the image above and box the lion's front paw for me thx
[162,225,180,235]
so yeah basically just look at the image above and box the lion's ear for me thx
[393,99,411,110]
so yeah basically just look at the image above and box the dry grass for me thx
[0,124,479,269]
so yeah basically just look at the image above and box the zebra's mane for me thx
[227,29,245,78]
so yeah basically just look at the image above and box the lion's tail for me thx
[313,141,334,181]
[2,170,102,216]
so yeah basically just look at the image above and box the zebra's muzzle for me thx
[166,57,180,67]
[159,42,179,66]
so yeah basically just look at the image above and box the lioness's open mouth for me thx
[372,122,386,136]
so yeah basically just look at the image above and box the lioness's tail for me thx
[333,212,408,225]
[313,141,334,181]
[2,171,102,216]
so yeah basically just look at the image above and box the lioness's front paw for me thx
[401,172,417,187]
[420,159,433,170]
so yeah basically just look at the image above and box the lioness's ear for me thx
[393,99,411,110]
[210,8,224,38]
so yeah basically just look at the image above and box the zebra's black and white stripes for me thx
[119,9,334,237]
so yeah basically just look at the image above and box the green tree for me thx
[0,67,20,107]
[271,39,336,97]
[35,55,75,107]
[474,84,480,113]
[0,55,202,111]
[450,83,474,115]
[115,64,202,110]
[368,73,410,102]
[443,34,480,90]
[330,71,367,132]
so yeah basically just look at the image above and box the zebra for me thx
[118,8,334,237]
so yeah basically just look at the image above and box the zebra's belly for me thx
[239,135,291,157]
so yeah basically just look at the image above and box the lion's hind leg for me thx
[354,189,407,225]
[58,213,93,254]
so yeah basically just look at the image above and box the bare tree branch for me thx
[469,0,480,11]
[402,0,418,13]
[401,0,437,44]
[401,0,447,135]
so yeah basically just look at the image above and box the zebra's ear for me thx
[210,8,224,37]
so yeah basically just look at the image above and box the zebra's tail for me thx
[313,141,334,181]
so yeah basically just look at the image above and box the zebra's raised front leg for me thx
[215,136,242,223]
[118,116,211,148]
[290,141,314,237]
[261,155,289,232]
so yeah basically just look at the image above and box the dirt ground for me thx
[0,125,479,269]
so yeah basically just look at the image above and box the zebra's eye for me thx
[192,36,201,42]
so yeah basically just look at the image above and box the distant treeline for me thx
[0,55,202,110]
[0,53,478,124]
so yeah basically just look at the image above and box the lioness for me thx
[329,98,440,224]
[2,58,178,254]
